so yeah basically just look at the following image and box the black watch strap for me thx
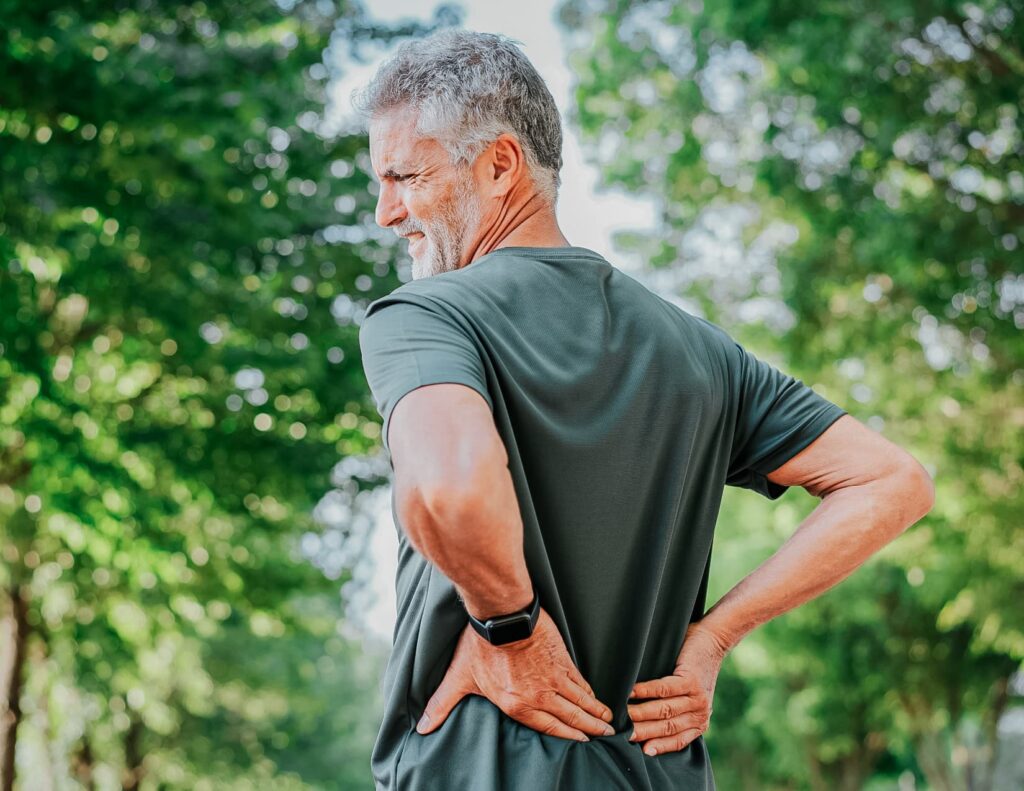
[463,590,540,646]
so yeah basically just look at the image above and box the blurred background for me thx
[1,0,1021,788]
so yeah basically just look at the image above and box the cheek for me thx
[405,189,433,219]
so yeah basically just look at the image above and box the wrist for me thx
[459,585,534,622]
[692,613,740,657]
[462,587,540,647]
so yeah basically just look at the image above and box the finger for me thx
[416,666,470,735]
[557,676,614,725]
[570,673,605,714]
[627,694,700,722]
[629,711,705,743]
[564,665,593,695]
[630,676,689,700]
[539,689,616,738]
[515,706,590,742]
[639,727,705,757]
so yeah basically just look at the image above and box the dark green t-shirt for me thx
[358,245,847,790]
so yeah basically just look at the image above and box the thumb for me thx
[416,663,472,735]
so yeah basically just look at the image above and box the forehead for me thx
[368,109,448,179]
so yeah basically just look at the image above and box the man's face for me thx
[368,109,483,280]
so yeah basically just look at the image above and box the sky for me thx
[327,0,658,647]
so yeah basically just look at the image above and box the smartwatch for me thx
[463,589,540,646]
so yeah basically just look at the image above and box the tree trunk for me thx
[0,586,29,791]
[915,728,966,791]
[978,676,1010,791]
[121,717,145,791]
[805,736,829,791]
[71,735,96,791]
[32,641,56,791]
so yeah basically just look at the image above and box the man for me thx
[353,29,935,790]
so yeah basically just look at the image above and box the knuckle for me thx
[658,701,675,720]
[505,697,530,719]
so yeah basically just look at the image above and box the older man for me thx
[353,29,934,790]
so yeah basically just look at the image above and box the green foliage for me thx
[561,0,1023,788]
[0,0,447,786]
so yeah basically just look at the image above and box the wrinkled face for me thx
[368,109,484,280]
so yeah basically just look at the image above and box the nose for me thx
[375,181,407,229]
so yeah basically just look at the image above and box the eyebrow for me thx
[377,166,411,181]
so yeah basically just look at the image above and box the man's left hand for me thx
[627,620,727,756]
[416,606,615,741]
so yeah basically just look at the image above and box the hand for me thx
[627,620,729,756]
[415,606,615,741]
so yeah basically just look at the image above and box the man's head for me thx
[351,29,564,279]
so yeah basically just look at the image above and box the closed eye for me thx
[379,169,413,183]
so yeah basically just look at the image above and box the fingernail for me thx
[603,724,614,736]
[644,745,657,756]
[416,713,430,732]
[579,735,590,742]
[629,730,637,741]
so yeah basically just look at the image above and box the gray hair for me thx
[350,29,563,208]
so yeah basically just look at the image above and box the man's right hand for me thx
[627,620,728,756]
[416,606,615,742]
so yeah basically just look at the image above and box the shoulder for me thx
[362,276,467,326]
[363,258,512,325]
[360,280,478,355]
[650,296,740,363]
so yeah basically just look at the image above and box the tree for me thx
[0,0,455,786]
[560,0,1023,787]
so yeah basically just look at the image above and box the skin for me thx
[369,106,610,742]
[626,415,935,755]
[368,107,570,279]
[367,106,936,754]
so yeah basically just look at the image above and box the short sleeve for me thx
[358,294,494,453]
[700,319,847,500]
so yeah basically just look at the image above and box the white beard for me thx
[411,177,483,280]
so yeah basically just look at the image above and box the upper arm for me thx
[387,382,506,499]
[705,318,850,500]
[358,293,504,496]
[701,316,934,509]
[766,413,936,507]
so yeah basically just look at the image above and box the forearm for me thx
[396,462,533,620]
[700,471,933,653]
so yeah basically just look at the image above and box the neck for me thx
[465,191,570,265]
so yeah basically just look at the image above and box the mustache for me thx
[396,225,425,239]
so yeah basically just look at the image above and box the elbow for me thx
[919,466,936,515]
[394,484,430,551]
[395,482,476,552]
[895,455,936,524]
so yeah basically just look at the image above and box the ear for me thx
[475,133,525,200]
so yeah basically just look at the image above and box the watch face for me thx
[486,614,533,646]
